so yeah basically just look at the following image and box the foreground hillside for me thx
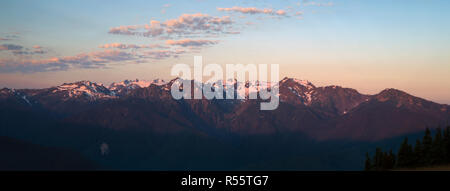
[396,165,450,171]
[0,136,97,170]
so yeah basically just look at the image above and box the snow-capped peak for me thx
[0,88,12,94]
[280,77,315,89]
[53,81,113,99]
[58,81,108,92]
[151,79,167,86]
[293,78,314,87]
[110,79,151,90]
[109,79,167,90]
[279,77,317,105]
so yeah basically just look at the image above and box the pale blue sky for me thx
[1,0,450,103]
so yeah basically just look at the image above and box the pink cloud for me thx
[109,13,234,38]
[108,25,142,36]
[99,43,140,49]
[143,44,170,49]
[275,10,287,16]
[217,7,273,14]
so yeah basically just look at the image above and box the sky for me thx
[0,0,450,104]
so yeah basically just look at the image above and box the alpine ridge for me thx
[1,77,449,141]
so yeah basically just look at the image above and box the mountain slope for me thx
[312,89,450,141]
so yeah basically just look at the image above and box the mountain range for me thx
[1,77,449,170]
[2,77,449,140]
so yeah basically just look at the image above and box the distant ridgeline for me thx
[365,126,450,171]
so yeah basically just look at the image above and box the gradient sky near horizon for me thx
[1,0,450,104]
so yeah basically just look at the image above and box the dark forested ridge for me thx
[365,126,450,171]
[0,136,97,170]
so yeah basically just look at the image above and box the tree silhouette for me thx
[413,139,423,166]
[431,128,445,165]
[385,149,396,169]
[374,147,383,170]
[365,152,372,171]
[443,126,450,163]
[422,128,433,165]
[365,127,450,171]
[397,137,413,167]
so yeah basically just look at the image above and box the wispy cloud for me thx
[1,44,48,55]
[161,3,172,14]
[217,6,288,16]
[302,1,334,7]
[11,49,47,55]
[166,39,218,47]
[0,58,70,73]
[142,49,186,60]
[99,43,170,50]
[0,50,138,73]
[99,43,141,49]
[295,11,304,16]
[0,45,193,73]
[0,33,20,41]
[0,44,23,51]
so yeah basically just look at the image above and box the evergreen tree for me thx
[385,149,396,169]
[365,152,372,171]
[380,151,387,170]
[443,126,450,163]
[374,147,383,170]
[431,128,445,165]
[397,137,412,167]
[406,141,414,165]
[366,126,450,170]
[413,139,423,166]
[422,128,433,165]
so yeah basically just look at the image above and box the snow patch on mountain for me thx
[288,85,315,105]
[0,88,13,95]
[20,95,31,106]
[292,78,315,89]
[54,81,114,100]
[151,79,167,86]
[110,79,167,90]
